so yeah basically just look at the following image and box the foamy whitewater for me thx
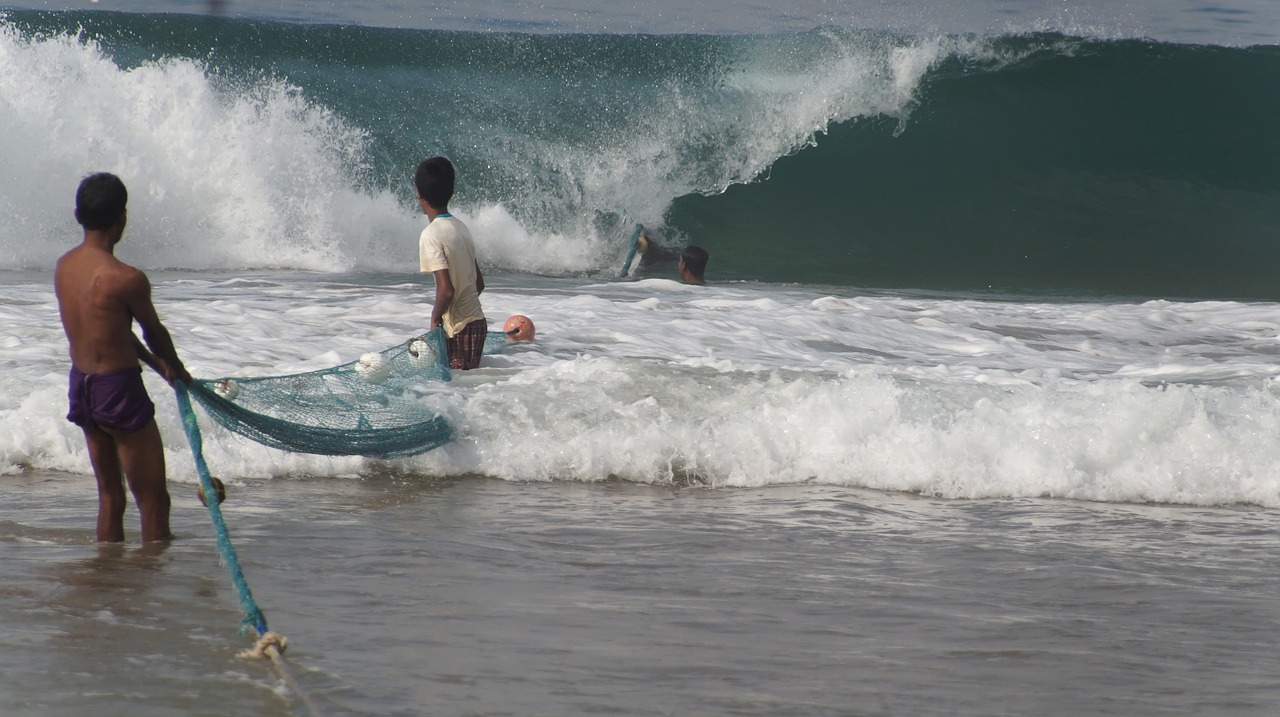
[5,271,1280,506]
[4,2,1280,716]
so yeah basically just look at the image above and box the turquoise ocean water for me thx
[3,5,1279,296]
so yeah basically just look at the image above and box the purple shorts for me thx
[67,365,156,433]
[446,319,488,370]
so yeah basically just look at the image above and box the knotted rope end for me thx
[238,631,289,660]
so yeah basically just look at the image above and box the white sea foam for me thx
[0,24,422,273]
[4,19,1278,508]
[0,22,953,276]
[4,272,1280,507]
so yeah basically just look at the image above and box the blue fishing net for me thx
[186,328,512,459]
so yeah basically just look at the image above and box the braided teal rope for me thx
[175,381,269,636]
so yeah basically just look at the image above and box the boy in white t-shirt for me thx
[415,156,487,369]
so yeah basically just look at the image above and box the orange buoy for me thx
[503,314,536,342]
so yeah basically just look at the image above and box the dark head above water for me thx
[679,245,709,285]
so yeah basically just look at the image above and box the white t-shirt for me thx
[418,215,484,337]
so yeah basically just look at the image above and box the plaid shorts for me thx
[447,318,488,370]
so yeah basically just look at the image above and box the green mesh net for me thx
[187,328,511,459]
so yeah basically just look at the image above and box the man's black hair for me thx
[75,173,128,231]
[415,156,455,210]
[681,245,709,279]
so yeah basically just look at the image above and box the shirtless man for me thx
[55,173,191,542]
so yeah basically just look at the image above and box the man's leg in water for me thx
[83,425,127,542]
[104,419,173,542]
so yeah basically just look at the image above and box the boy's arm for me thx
[132,334,163,373]
[430,268,455,330]
[122,269,192,384]
[475,261,484,295]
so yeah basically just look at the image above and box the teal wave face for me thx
[667,37,1280,298]
[3,12,944,273]
[3,11,1277,296]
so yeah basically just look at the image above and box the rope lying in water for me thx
[175,381,322,717]
[175,382,267,632]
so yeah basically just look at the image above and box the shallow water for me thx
[4,1,1279,712]
[6,268,1280,715]
[5,472,1280,716]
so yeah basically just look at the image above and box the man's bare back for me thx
[57,172,189,542]
[56,244,156,375]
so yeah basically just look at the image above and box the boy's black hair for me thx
[680,245,709,279]
[415,156,455,210]
[75,173,128,231]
